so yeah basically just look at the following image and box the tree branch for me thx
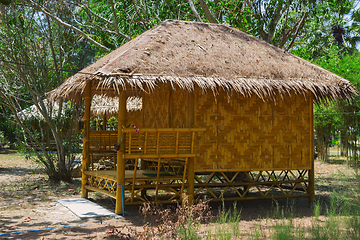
[22,0,110,51]
[285,11,308,51]
[110,0,121,37]
[198,0,218,23]
[130,0,148,29]
[187,0,202,22]
[79,4,130,41]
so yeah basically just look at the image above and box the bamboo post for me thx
[141,132,148,198]
[103,114,107,131]
[81,82,91,198]
[187,153,195,204]
[131,159,138,202]
[116,92,127,215]
[308,94,315,205]
[155,132,161,202]
[181,157,189,197]
[187,92,195,204]
[155,157,161,202]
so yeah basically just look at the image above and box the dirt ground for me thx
[0,149,357,239]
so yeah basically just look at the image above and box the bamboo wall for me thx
[194,89,311,171]
[142,84,190,128]
[141,86,311,172]
[142,84,170,128]
[127,109,142,128]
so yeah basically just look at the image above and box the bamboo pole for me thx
[175,132,179,154]
[154,131,161,202]
[188,92,195,204]
[131,159,138,202]
[81,82,92,198]
[144,132,148,154]
[122,128,206,132]
[308,94,315,205]
[116,92,127,215]
[123,153,198,159]
[103,114,107,131]
[181,157,188,198]
[155,157,161,202]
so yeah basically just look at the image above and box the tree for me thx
[0,3,86,181]
[313,50,360,162]
[293,0,359,59]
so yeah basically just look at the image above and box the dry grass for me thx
[0,151,81,212]
[1,150,359,239]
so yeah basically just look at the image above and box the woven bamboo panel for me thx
[170,89,189,127]
[127,110,142,128]
[143,84,170,128]
[194,89,311,171]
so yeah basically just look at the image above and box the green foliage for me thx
[75,0,197,55]
[177,216,199,240]
[272,220,299,240]
[347,216,360,239]
[314,200,322,219]
[214,202,242,239]
[293,45,360,162]
[292,0,359,58]
[315,51,360,162]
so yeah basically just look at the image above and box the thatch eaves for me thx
[18,96,142,121]
[91,95,142,117]
[49,20,357,102]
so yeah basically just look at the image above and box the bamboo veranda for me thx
[49,20,357,214]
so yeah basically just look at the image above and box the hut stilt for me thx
[116,93,127,214]
[81,82,92,198]
[309,94,315,204]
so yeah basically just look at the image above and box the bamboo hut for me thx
[49,20,357,214]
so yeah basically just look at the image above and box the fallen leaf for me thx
[22,217,36,222]
[107,228,117,234]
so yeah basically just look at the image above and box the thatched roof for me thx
[49,20,357,102]
[91,95,142,117]
[17,99,68,121]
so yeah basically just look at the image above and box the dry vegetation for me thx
[0,150,359,239]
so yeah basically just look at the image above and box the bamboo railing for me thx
[122,127,206,202]
[86,128,206,203]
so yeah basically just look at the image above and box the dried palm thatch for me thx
[18,96,142,120]
[91,95,142,117]
[49,20,357,102]
[17,99,69,121]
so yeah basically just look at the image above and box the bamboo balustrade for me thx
[89,130,117,170]
[83,127,206,206]
[122,127,205,203]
